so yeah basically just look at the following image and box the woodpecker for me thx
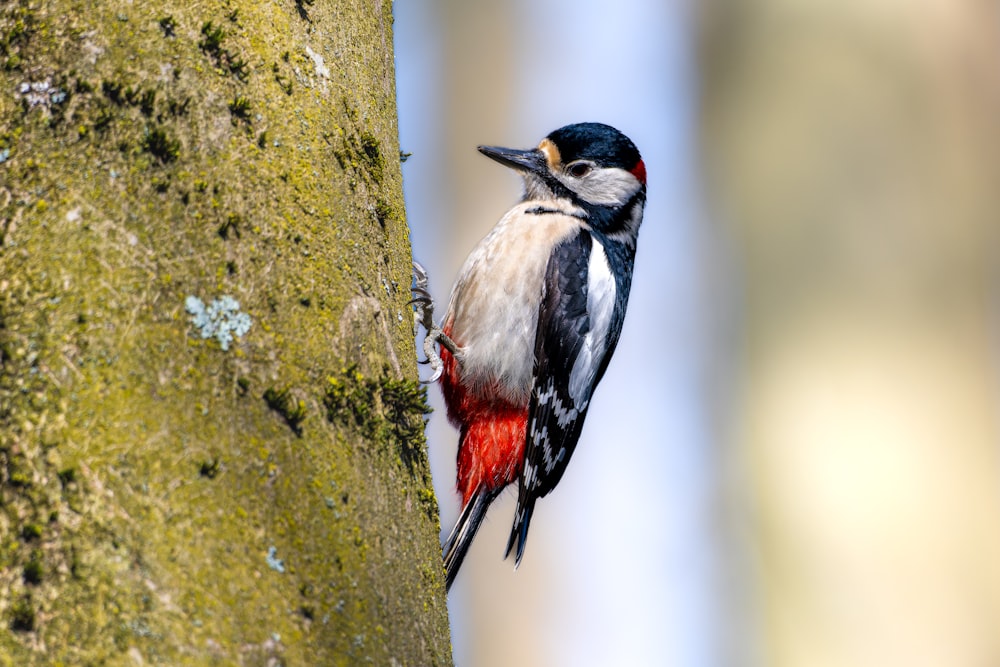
[413,122,646,591]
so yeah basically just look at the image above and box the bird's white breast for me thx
[446,201,584,405]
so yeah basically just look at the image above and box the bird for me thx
[412,122,647,591]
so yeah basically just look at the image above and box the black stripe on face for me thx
[524,206,589,222]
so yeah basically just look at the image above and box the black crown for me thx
[545,122,642,173]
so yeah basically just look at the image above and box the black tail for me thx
[443,488,498,591]
[503,491,537,566]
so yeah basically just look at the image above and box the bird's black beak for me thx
[477,145,549,176]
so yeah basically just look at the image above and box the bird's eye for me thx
[567,162,592,178]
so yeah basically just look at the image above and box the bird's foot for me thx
[410,261,458,383]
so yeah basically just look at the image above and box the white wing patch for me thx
[568,239,616,406]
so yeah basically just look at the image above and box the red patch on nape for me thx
[630,159,647,185]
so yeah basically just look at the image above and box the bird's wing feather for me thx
[505,230,618,564]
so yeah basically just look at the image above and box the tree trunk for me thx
[700,2,1000,665]
[0,1,452,665]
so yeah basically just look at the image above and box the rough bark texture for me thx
[0,1,452,665]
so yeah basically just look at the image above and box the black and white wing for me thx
[505,230,623,564]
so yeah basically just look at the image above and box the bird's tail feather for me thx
[443,488,498,591]
[504,494,536,567]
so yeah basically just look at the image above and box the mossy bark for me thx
[0,1,452,665]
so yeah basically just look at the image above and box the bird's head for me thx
[478,122,646,221]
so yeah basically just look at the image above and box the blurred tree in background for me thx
[701,1,1000,665]
[0,1,451,664]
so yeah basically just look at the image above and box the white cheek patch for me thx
[568,240,616,404]
[561,167,641,207]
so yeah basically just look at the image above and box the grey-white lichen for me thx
[17,80,66,108]
[265,546,285,573]
[185,295,252,350]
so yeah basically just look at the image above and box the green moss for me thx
[135,88,156,116]
[20,524,42,541]
[157,15,176,37]
[1,8,36,73]
[0,0,449,662]
[228,94,251,121]
[198,21,226,55]
[333,107,389,189]
[22,555,43,585]
[198,20,248,81]
[272,62,293,96]
[198,458,221,479]
[92,107,113,132]
[101,79,125,105]
[264,386,307,436]
[140,126,180,163]
[9,596,35,633]
[218,211,242,239]
[374,196,393,226]
[167,96,190,116]
[323,365,432,474]
[417,487,439,523]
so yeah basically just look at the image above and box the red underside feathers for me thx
[439,330,528,506]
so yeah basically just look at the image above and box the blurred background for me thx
[394,1,1000,665]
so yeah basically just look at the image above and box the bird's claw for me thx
[408,286,433,306]
[411,260,452,383]
[421,326,448,383]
